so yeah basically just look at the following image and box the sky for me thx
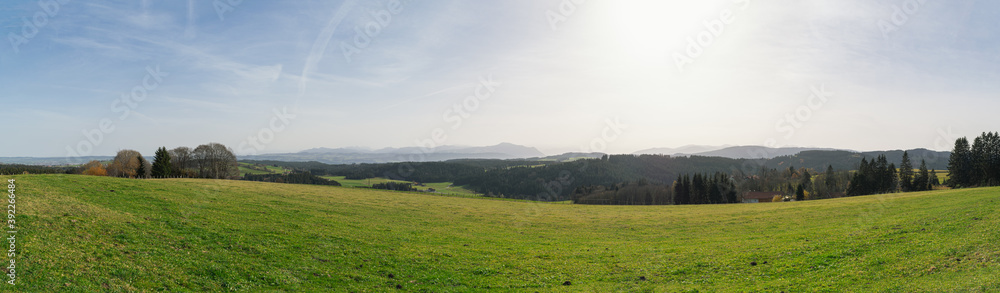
[2,0,999,158]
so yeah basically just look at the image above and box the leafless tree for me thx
[107,149,141,178]
[192,143,238,179]
[169,146,194,177]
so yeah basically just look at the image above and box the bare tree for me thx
[107,149,142,178]
[192,143,238,179]
[169,146,193,177]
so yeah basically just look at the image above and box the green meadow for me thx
[5,174,999,292]
[321,176,480,196]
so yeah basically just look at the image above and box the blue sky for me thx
[2,0,999,157]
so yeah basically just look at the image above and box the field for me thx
[321,176,480,196]
[6,174,1000,291]
[237,162,292,175]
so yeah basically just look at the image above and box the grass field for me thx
[321,176,480,196]
[237,162,292,175]
[6,174,1000,291]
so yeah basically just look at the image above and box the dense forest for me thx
[456,155,750,201]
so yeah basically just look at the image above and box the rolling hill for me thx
[12,174,999,291]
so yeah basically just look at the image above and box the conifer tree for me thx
[151,147,172,178]
[899,151,914,191]
[136,155,148,179]
[948,137,972,188]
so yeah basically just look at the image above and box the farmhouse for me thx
[742,191,783,203]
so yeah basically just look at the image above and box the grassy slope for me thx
[8,174,1000,292]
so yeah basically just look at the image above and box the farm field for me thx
[7,174,1000,292]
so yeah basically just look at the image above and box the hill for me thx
[13,174,999,291]
[766,149,951,171]
[245,143,546,164]
[632,145,730,156]
[694,146,841,159]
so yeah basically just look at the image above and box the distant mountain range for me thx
[633,145,731,156]
[241,143,547,164]
[634,145,840,159]
[1,143,951,169]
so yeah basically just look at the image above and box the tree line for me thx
[77,143,239,179]
[0,164,72,175]
[948,132,1000,188]
[243,172,341,186]
[370,182,418,192]
[845,152,941,197]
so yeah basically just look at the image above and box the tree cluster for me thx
[370,182,418,192]
[673,172,739,205]
[948,132,1000,188]
[76,143,237,180]
[846,155,897,196]
[571,179,673,205]
[242,172,341,186]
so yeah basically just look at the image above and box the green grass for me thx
[6,174,1000,291]
[237,162,291,175]
[321,176,481,196]
[319,176,411,188]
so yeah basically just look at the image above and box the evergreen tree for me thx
[795,184,805,201]
[899,151,914,191]
[888,163,898,193]
[136,155,148,179]
[151,147,172,178]
[825,165,837,197]
[914,160,930,191]
[929,169,940,189]
[800,170,813,190]
[948,137,972,188]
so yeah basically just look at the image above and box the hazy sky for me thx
[2,0,998,157]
